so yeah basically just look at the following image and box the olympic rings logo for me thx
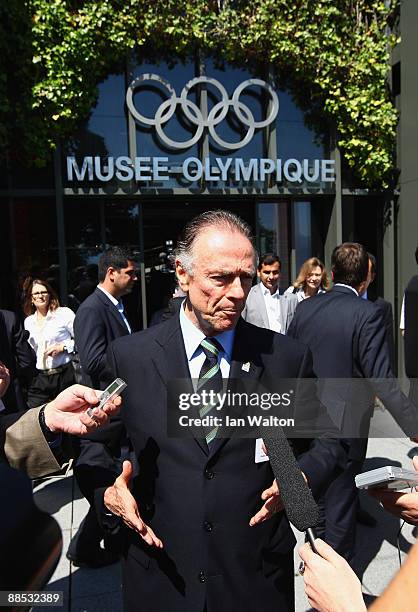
[126,74,279,151]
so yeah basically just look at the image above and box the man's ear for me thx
[106,266,116,282]
[175,260,190,292]
[256,268,261,279]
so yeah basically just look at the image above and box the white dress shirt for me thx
[97,285,132,333]
[179,302,234,389]
[284,286,327,302]
[25,307,75,370]
[400,295,405,331]
[260,284,282,333]
[334,283,359,296]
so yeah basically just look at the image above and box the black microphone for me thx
[264,434,319,553]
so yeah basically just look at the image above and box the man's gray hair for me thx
[174,210,256,273]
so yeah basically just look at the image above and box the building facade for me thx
[0,42,405,357]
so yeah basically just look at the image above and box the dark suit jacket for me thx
[106,316,345,612]
[369,296,395,371]
[73,288,130,456]
[404,274,418,378]
[74,288,130,390]
[0,309,36,413]
[287,285,418,454]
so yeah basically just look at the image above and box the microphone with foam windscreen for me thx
[264,433,319,552]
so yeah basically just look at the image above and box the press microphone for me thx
[264,435,319,552]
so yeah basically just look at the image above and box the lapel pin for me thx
[242,362,251,372]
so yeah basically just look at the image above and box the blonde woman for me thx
[285,257,330,302]
[23,278,75,408]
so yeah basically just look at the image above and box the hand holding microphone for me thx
[299,538,366,612]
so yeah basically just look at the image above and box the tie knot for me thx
[201,337,222,361]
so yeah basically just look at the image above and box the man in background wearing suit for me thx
[241,253,298,334]
[402,244,418,405]
[101,211,346,612]
[364,254,395,371]
[0,308,35,413]
[68,247,137,567]
[287,242,418,563]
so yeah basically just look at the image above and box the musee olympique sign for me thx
[66,74,335,185]
[66,155,335,184]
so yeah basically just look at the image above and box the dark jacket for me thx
[104,316,345,612]
[0,309,36,413]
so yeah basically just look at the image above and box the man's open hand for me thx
[249,479,284,526]
[104,461,163,548]
[0,362,10,398]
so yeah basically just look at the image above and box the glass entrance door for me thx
[64,197,256,328]
[64,198,143,329]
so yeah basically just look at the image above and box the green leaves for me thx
[0,0,398,186]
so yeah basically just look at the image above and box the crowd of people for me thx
[1,209,418,611]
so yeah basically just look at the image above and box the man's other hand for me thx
[104,461,163,548]
[0,362,10,398]
[368,456,418,525]
[43,384,121,435]
[249,479,284,526]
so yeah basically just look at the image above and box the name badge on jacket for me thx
[255,438,269,463]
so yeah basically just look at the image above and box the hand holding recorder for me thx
[44,381,124,436]
[366,456,418,525]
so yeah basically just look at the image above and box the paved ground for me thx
[32,426,418,611]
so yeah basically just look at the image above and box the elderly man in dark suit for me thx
[100,211,346,612]
[0,308,35,413]
[287,242,418,563]
[68,247,137,567]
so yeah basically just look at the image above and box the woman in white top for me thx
[285,257,330,302]
[23,278,76,408]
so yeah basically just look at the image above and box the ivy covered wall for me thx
[0,0,398,186]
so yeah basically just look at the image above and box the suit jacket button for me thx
[204,521,213,532]
[204,469,214,479]
[198,570,206,583]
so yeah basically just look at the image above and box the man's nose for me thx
[228,277,246,299]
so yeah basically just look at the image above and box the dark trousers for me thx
[316,457,363,564]
[27,363,75,408]
[69,438,124,556]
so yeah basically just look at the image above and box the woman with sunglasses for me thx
[23,278,76,408]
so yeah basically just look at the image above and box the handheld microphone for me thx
[264,434,319,553]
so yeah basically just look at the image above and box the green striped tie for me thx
[198,337,223,446]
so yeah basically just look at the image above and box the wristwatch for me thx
[39,405,60,443]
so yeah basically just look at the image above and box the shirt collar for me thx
[179,300,235,361]
[334,283,359,297]
[97,284,120,307]
[261,283,280,298]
